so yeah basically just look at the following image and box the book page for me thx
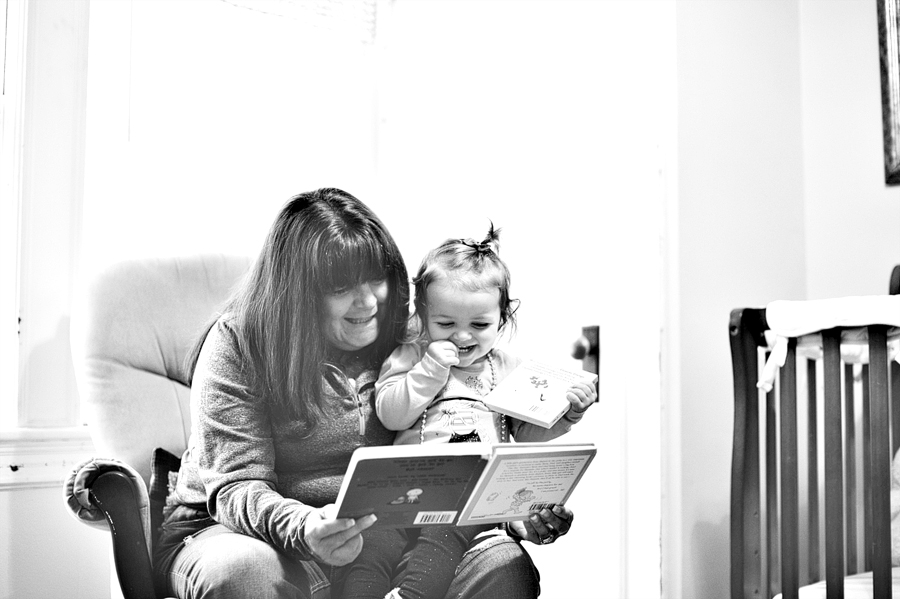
[459,446,595,524]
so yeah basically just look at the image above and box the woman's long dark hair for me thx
[186,188,410,426]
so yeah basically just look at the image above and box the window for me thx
[1,0,89,430]
[2,0,382,430]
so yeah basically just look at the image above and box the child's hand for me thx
[563,380,597,423]
[508,504,572,546]
[426,340,460,368]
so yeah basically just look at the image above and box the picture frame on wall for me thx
[877,0,900,185]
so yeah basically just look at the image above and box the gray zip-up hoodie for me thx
[168,316,395,562]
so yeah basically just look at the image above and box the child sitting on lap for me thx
[339,224,598,599]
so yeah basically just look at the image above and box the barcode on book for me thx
[413,511,458,525]
[528,502,555,512]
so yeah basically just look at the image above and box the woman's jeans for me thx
[158,524,540,599]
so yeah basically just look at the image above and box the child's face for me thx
[424,278,501,368]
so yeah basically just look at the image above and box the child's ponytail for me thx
[412,221,519,333]
[460,222,501,259]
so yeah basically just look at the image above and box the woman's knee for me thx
[447,533,540,599]
[168,526,327,599]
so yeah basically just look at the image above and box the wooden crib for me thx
[729,276,900,599]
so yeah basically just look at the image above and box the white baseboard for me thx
[0,427,95,490]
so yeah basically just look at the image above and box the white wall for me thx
[81,0,381,273]
[800,0,900,298]
[0,486,110,599]
[373,3,670,596]
[669,1,900,598]
[672,1,807,597]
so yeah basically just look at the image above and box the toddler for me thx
[340,225,597,599]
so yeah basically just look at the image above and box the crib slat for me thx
[822,329,844,599]
[780,339,800,599]
[767,382,780,598]
[867,325,891,598]
[862,364,872,574]
[844,363,857,573]
[891,361,900,456]
[806,359,820,585]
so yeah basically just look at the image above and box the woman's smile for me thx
[345,314,376,325]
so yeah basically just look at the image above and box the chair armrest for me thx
[91,471,157,599]
[64,459,157,599]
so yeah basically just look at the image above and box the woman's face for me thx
[321,279,389,352]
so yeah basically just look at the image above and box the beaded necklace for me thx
[419,351,507,443]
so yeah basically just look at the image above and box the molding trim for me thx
[0,427,95,490]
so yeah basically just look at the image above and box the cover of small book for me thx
[334,442,596,528]
[483,359,599,428]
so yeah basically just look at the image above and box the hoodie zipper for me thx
[323,362,374,438]
[356,381,375,436]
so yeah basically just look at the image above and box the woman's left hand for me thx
[508,504,573,546]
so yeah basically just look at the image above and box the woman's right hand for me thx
[303,505,378,566]
[426,340,460,368]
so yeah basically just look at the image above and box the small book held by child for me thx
[483,359,599,428]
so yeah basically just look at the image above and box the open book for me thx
[484,359,599,428]
[334,442,596,528]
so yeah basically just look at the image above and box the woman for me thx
[153,188,574,599]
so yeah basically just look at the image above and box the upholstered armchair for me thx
[65,254,251,599]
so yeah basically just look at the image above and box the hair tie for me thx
[460,238,493,255]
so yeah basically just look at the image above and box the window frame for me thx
[1,0,26,428]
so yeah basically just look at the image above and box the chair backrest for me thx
[729,297,900,599]
[70,254,252,488]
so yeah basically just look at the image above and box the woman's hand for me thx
[508,504,573,546]
[302,505,377,566]
[563,380,598,423]
[426,340,460,369]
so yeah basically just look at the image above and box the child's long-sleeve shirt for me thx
[375,340,580,446]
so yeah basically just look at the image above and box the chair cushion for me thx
[70,254,251,488]
[149,447,182,548]
[149,447,182,505]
